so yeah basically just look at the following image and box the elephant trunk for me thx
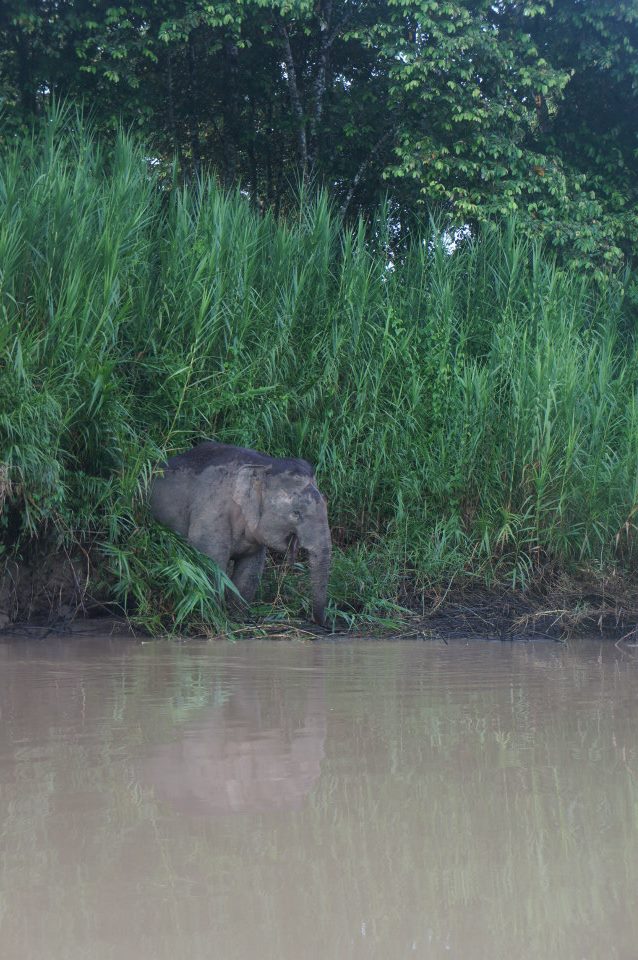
[308,542,331,627]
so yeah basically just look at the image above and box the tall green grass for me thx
[1,113,637,628]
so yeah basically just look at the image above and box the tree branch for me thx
[328,0,367,48]
[339,127,395,219]
[534,91,550,134]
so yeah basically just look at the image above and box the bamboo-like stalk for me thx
[1,109,636,629]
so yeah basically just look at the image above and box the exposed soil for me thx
[0,548,98,631]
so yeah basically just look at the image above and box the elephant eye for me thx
[291,510,302,521]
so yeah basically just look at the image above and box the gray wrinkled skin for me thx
[150,443,331,626]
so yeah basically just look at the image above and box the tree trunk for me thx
[222,37,240,187]
[308,0,333,170]
[166,49,180,159]
[279,21,308,176]
[13,34,37,117]
[188,36,201,177]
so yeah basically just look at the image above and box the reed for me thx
[1,112,636,628]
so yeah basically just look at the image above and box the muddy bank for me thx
[1,548,637,643]
[396,580,638,645]
[0,549,95,630]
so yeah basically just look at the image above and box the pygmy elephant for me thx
[150,442,331,626]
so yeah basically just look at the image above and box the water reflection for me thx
[0,638,637,960]
[141,665,326,814]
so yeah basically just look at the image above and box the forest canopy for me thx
[1,1,637,273]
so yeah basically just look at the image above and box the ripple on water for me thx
[0,636,637,960]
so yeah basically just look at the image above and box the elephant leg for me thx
[186,519,231,574]
[187,522,242,616]
[231,548,266,606]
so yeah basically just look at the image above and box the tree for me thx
[523,0,638,272]
[1,1,636,272]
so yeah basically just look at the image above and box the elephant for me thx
[150,442,331,626]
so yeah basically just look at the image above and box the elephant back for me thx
[162,442,314,479]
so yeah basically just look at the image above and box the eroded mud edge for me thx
[1,550,637,643]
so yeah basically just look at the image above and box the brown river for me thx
[1,634,637,960]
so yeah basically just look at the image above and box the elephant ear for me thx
[232,465,267,535]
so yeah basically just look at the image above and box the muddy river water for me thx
[1,635,637,960]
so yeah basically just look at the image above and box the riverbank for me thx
[1,118,637,637]
[2,547,636,644]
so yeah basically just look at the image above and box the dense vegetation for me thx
[0,117,636,630]
[1,1,637,275]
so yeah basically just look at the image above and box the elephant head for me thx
[233,466,331,626]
